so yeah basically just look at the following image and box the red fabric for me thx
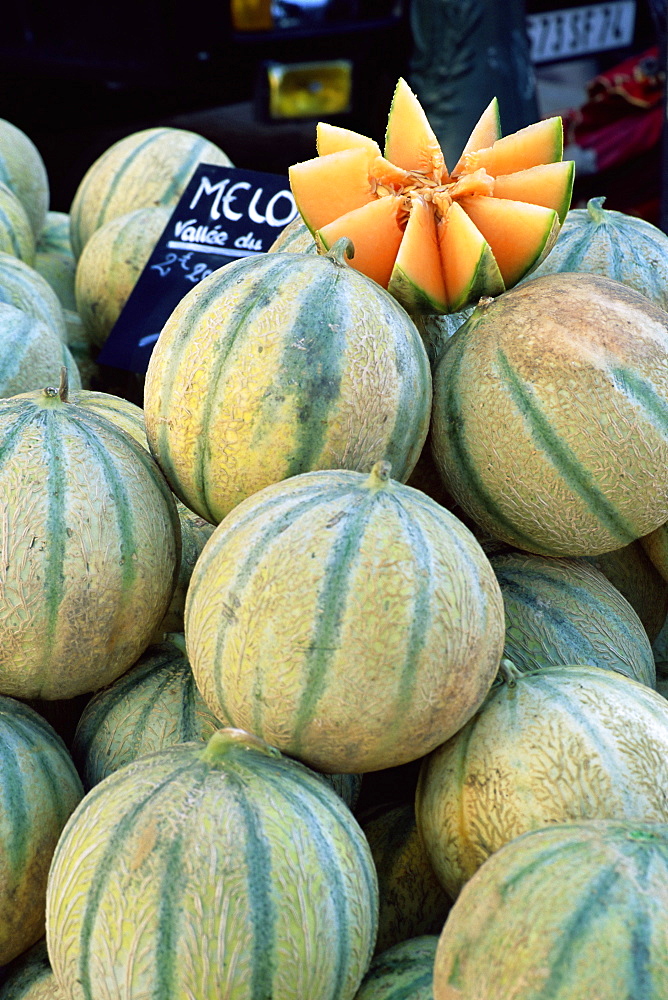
[561,46,665,173]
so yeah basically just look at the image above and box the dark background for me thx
[0,0,663,224]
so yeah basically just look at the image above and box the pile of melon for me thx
[3,76,668,1000]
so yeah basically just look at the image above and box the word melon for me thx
[289,78,574,314]
[416,661,668,898]
[0,696,83,966]
[46,728,379,1000]
[0,370,180,700]
[69,126,232,258]
[431,272,668,557]
[144,239,432,524]
[185,462,505,774]
[433,820,668,1000]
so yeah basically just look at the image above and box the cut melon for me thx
[451,97,501,176]
[384,77,447,179]
[316,122,381,160]
[493,160,574,223]
[462,117,564,176]
[438,201,505,311]
[288,146,376,233]
[458,195,560,287]
[289,78,574,314]
[316,196,404,289]
[388,196,447,314]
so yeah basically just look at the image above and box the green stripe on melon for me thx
[0,182,35,265]
[46,730,378,1000]
[356,936,438,1000]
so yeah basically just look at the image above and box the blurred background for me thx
[1,0,664,226]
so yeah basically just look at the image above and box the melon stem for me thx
[43,365,69,402]
[587,196,607,224]
[200,728,282,765]
[327,237,355,266]
[366,460,392,490]
[498,658,522,687]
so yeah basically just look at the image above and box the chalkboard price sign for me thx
[97,163,299,374]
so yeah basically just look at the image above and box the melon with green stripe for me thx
[268,212,318,254]
[0,368,180,700]
[490,551,656,686]
[70,634,221,790]
[0,251,68,341]
[355,936,438,1000]
[0,303,80,398]
[416,660,668,898]
[522,195,668,312]
[184,461,505,774]
[144,238,432,524]
[75,205,171,349]
[433,820,668,1000]
[586,538,668,644]
[46,728,379,1000]
[68,126,232,259]
[0,119,49,240]
[360,801,450,954]
[0,181,36,265]
[35,212,77,313]
[0,696,83,966]
[61,386,214,636]
[431,272,668,557]
[0,938,65,999]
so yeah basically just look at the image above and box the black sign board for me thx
[97,163,299,374]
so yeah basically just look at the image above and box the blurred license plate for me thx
[526,2,636,63]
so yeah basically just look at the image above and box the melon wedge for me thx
[388,197,447,314]
[316,122,382,161]
[451,97,502,176]
[288,147,376,233]
[461,117,564,177]
[384,77,447,180]
[458,195,560,287]
[438,201,505,312]
[316,196,404,289]
[288,77,574,315]
[493,160,575,224]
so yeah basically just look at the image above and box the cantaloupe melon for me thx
[289,78,574,314]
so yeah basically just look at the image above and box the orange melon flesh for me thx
[384,78,447,179]
[388,197,447,313]
[462,117,564,177]
[451,97,502,175]
[288,147,376,233]
[316,196,404,288]
[459,195,560,287]
[316,122,382,161]
[493,160,575,224]
[438,201,505,311]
